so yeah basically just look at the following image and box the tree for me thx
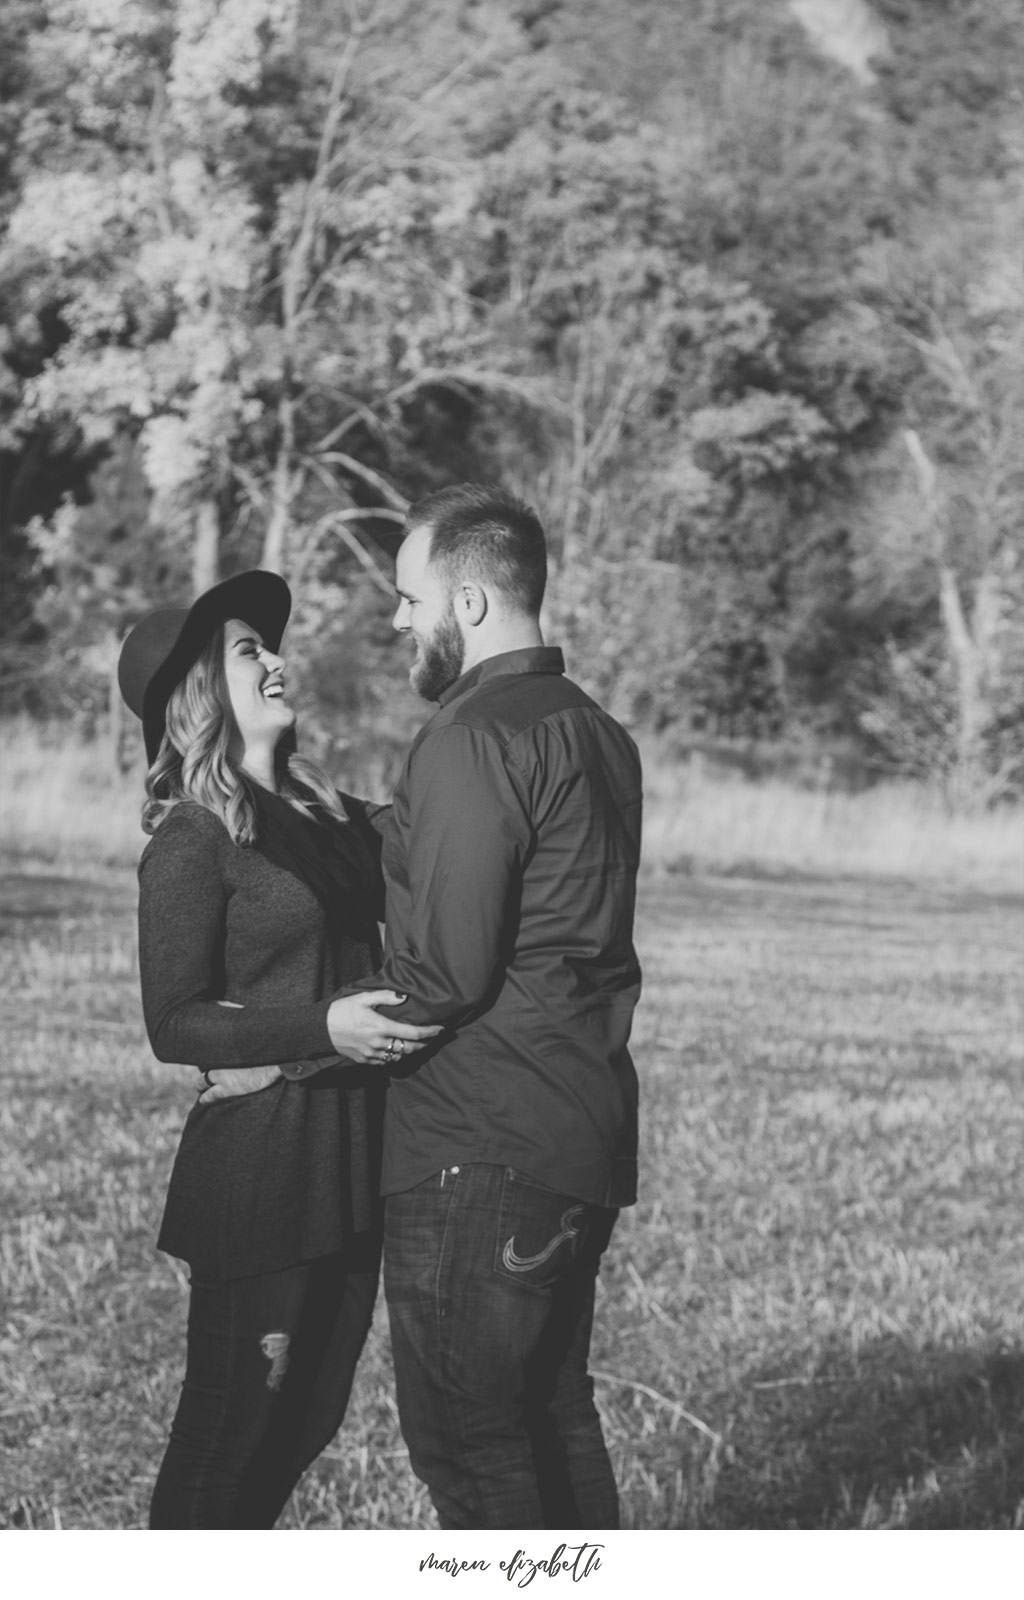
[9,0,301,598]
[3,1,571,722]
[2,0,1019,799]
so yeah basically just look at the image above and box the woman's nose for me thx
[260,647,285,671]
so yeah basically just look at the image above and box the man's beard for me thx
[410,606,466,702]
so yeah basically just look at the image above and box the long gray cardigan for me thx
[137,797,385,1282]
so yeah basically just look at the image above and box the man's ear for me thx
[456,582,488,627]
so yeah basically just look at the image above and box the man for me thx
[214,484,642,1529]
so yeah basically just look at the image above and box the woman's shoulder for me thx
[139,800,229,874]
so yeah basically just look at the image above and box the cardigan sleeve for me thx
[137,806,335,1069]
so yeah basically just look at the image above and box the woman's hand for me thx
[198,1002,279,1103]
[199,1065,281,1105]
[327,991,442,1067]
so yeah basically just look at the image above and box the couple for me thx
[119,483,643,1531]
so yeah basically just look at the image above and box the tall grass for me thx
[641,752,1023,890]
[1,719,146,867]
[3,717,1021,888]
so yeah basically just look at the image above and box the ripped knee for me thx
[259,1331,290,1392]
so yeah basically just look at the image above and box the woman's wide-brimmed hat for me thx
[118,570,291,764]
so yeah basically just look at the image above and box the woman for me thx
[117,570,438,1529]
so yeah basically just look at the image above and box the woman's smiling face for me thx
[222,616,296,755]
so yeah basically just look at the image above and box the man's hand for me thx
[198,1064,282,1105]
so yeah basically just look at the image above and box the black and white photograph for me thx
[0,0,1020,1587]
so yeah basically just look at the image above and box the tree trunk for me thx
[937,562,989,809]
[903,429,999,810]
[107,632,125,777]
[261,394,294,575]
[191,498,220,596]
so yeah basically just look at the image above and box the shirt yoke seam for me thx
[431,697,611,752]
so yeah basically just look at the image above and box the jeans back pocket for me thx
[493,1167,588,1292]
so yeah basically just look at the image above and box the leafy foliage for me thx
[1,0,1020,803]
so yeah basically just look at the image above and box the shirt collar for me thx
[438,646,565,707]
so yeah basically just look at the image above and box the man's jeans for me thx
[384,1162,619,1530]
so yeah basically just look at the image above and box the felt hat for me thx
[117,570,291,764]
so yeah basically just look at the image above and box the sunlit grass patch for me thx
[0,720,146,868]
[641,751,1024,889]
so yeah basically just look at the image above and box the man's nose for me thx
[392,599,409,633]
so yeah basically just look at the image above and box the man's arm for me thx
[371,721,531,1022]
[282,721,532,1081]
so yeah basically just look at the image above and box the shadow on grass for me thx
[707,1338,1023,1528]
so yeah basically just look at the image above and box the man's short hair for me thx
[406,483,547,617]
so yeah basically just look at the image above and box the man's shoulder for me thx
[407,668,639,785]
[448,668,609,741]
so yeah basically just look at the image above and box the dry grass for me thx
[641,752,1024,891]
[1,861,1021,1530]
[3,717,1022,890]
[0,720,146,867]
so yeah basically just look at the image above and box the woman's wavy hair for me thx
[142,625,347,844]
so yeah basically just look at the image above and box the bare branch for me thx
[283,5,384,330]
[584,340,657,473]
[902,427,940,512]
[232,462,269,511]
[299,458,404,593]
[315,451,409,509]
[297,508,398,596]
[384,366,567,418]
[330,506,407,526]
[147,73,175,238]
[315,31,499,196]
[312,404,389,454]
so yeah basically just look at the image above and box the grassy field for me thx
[1,852,1021,1530]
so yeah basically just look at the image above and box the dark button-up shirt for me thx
[286,647,642,1207]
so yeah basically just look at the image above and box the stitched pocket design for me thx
[501,1205,585,1273]
[493,1168,589,1291]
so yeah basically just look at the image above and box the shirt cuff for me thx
[280,999,341,1080]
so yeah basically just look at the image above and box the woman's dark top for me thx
[137,793,386,1283]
